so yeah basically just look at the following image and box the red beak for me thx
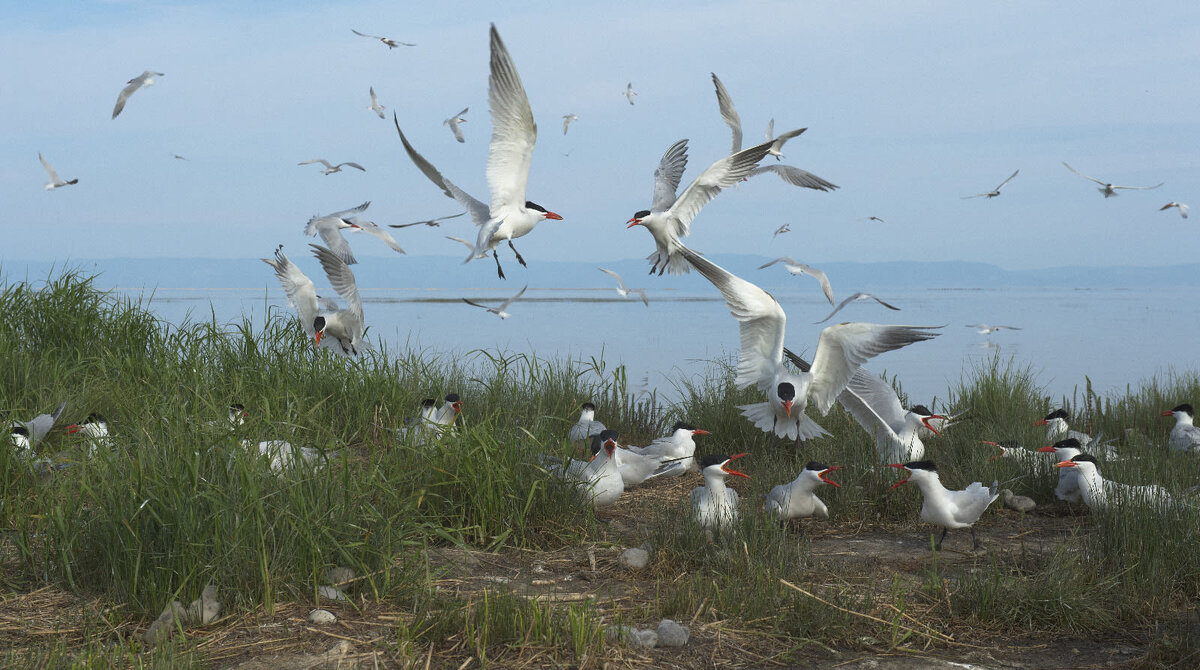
[314,331,323,347]
[887,463,909,491]
[1036,445,1057,453]
[65,424,80,434]
[693,429,709,436]
[782,400,793,417]
[1035,419,1048,426]
[544,212,563,220]
[722,453,751,479]
[626,218,641,228]
[1055,460,1076,468]
[1161,410,1174,417]
[922,414,945,435]
[819,466,841,487]
[452,402,463,413]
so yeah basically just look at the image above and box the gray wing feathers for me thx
[311,244,362,322]
[651,139,689,212]
[711,73,742,154]
[749,164,839,191]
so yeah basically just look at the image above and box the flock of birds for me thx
[22,23,1198,550]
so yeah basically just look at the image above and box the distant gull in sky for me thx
[1062,162,1163,198]
[758,257,834,306]
[815,292,901,324]
[368,87,385,119]
[562,113,578,135]
[351,29,415,48]
[771,223,791,239]
[598,268,649,306]
[1160,201,1189,219]
[170,153,188,161]
[867,216,886,223]
[462,284,528,319]
[443,107,468,143]
[625,82,637,105]
[388,212,466,229]
[112,70,164,119]
[298,159,365,175]
[961,169,1019,199]
[303,201,369,265]
[38,153,78,190]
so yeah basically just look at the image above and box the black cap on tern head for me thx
[632,209,651,219]
[1171,403,1194,415]
[597,429,619,442]
[698,454,731,470]
[1044,408,1069,421]
[777,382,796,401]
[902,460,937,472]
[804,461,831,471]
[444,393,460,403]
[909,404,932,416]
[230,403,245,412]
[581,401,596,411]
[11,425,30,437]
[1053,437,1082,450]
[85,413,107,424]
[420,398,436,408]
[313,315,327,332]
[1071,453,1099,465]
[525,201,548,213]
[670,421,696,432]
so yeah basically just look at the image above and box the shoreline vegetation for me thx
[2,271,1199,667]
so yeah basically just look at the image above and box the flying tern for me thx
[889,460,998,551]
[961,169,1019,199]
[444,107,468,143]
[1162,404,1200,453]
[691,453,749,530]
[771,223,791,239]
[367,86,385,119]
[298,159,365,175]
[764,461,840,522]
[628,138,776,275]
[351,29,415,48]
[38,153,78,190]
[112,70,164,119]
[967,324,1021,335]
[303,201,369,265]
[867,216,886,223]
[388,212,466,229]
[569,402,606,442]
[346,218,406,256]
[598,268,649,306]
[562,113,578,135]
[263,245,365,355]
[815,292,900,324]
[684,247,941,441]
[624,82,637,105]
[461,284,527,319]
[1056,453,1172,511]
[394,26,562,279]
[826,359,944,463]
[757,257,834,306]
[712,72,837,190]
[1160,202,1189,219]
[1062,162,1163,198]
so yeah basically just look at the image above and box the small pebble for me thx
[656,618,690,647]
[618,548,649,571]
[317,585,349,602]
[308,609,337,624]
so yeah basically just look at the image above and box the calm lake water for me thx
[120,286,1200,407]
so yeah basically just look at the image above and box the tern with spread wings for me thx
[758,257,835,306]
[815,292,900,324]
[1063,162,1162,198]
[298,159,365,175]
[263,245,366,356]
[444,107,468,143]
[462,284,528,319]
[351,29,415,48]
[598,268,649,306]
[39,153,78,189]
[961,170,1019,199]
[112,71,164,119]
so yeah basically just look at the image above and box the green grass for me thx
[3,269,1200,664]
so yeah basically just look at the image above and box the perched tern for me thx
[111,70,164,119]
[252,440,329,473]
[550,430,624,508]
[624,82,637,105]
[562,113,578,135]
[394,26,562,279]
[1162,404,1200,453]
[1056,453,1172,511]
[444,107,468,143]
[764,461,840,522]
[396,399,438,442]
[712,73,837,190]
[461,284,527,319]
[815,292,901,325]
[831,361,944,463]
[65,413,113,457]
[298,159,366,175]
[9,426,32,458]
[889,461,998,551]
[692,453,749,530]
[1037,438,1085,502]
[367,86,386,119]
[628,139,776,275]
[598,268,649,306]
[569,402,606,442]
[609,437,671,488]
[303,201,369,265]
[771,223,791,239]
[967,324,1022,336]
[432,394,463,434]
[628,422,708,477]
[263,245,366,355]
[39,153,78,189]
[1160,201,1189,219]
[961,169,1019,199]
[351,29,415,48]
[14,401,67,445]
[388,212,466,229]
[684,248,940,441]
[1038,409,1091,446]
[1062,162,1163,198]
[757,257,834,306]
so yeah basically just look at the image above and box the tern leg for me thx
[934,527,948,551]
[493,250,506,280]
[507,241,527,268]
[970,527,981,551]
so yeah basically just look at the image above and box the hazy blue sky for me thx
[6,1,1198,273]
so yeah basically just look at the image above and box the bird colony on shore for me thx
[20,23,1198,552]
